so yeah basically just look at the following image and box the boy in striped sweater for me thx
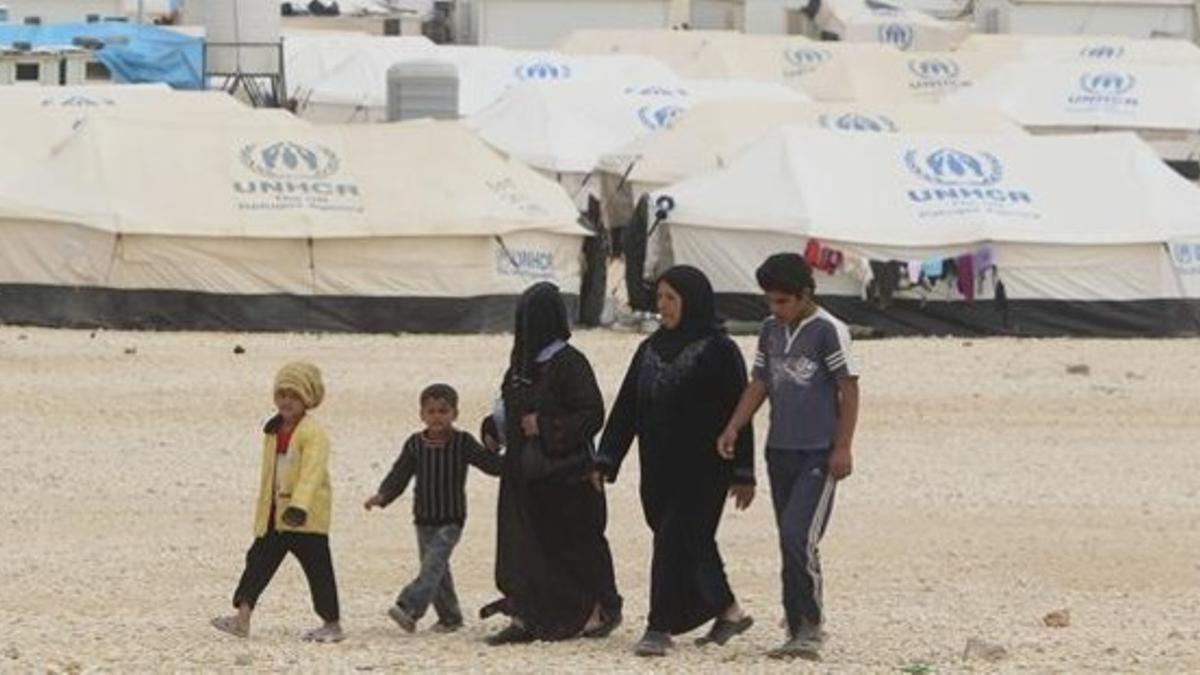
[365,383,502,633]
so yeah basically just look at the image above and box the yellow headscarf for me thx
[274,361,325,409]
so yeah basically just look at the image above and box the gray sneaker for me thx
[768,624,824,660]
[633,630,673,657]
[387,605,417,633]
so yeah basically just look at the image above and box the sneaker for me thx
[387,605,417,633]
[301,623,344,643]
[633,630,673,657]
[430,621,463,634]
[768,623,824,660]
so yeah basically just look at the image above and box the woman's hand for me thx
[520,413,540,437]
[728,484,754,510]
[483,434,501,452]
[363,494,385,511]
[588,470,605,493]
[716,426,739,460]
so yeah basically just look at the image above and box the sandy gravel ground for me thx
[0,326,1197,673]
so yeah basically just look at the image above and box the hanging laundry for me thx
[993,277,1009,326]
[906,260,922,285]
[921,258,944,280]
[804,239,822,268]
[867,260,902,308]
[841,252,874,293]
[818,247,844,274]
[972,245,995,272]
[955,253,975,301]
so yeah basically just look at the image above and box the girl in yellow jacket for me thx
[211,362,343,643]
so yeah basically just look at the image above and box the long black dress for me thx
[490,283,622,640]
[597,266,754,636]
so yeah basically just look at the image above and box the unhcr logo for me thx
[496,247,556,279]
[1080,45,1126,59]
[908,57,959,80]
[877,24,915,51]
[907,148,1002,186]
[515,61,573,80]
[625,84,688,97]
[907,57,964,92]
[42,94,115,107]
[818,112,897,132]
[904,147,1033,206]
[241,141,340,179]
[783,47,832,74]
[235,141,358,199]
[1068,71,1139,109]
[1079,71,1135,95]
[637,104,686,130]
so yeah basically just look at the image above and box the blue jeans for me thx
[767,448,837,633]
[397,524,463,625]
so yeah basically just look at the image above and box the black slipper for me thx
[485,623,534,646]
[695,615,754,646]
[582,611,622,639]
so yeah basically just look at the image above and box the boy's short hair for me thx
[420,383,458,408]
[756,253,815,296]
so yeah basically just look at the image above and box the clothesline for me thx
[803,238,1006,308]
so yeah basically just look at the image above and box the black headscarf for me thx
[648,265,723,361]
[510,282,572,381]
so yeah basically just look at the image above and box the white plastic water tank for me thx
[387,60,459,121]
[204,0,281,76]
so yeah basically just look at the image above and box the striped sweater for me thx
[377,430,502,525]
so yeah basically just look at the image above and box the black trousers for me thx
[232,526,340,622]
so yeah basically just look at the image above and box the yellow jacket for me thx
[253,414,332,536]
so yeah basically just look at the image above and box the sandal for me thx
[301,623,345,643]
[485,622,534,646]
[582,610,622,639]
[695,615,754,646]
[210,615,249,638]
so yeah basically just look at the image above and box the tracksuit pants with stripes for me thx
[767,447,837,634]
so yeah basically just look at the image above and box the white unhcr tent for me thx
[0,118,588,333]
[651,127,1200,336]
[947,61,1200,172]
[468,79,809,175]
[601,99,1024,205]
[466,78,808,208]
[956,34,1200,64]
[294,45,679,122]
[556,29,812,79]
[0,84,293,163]
[803,0,972,51]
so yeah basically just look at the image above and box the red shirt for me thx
[276,425,294,455]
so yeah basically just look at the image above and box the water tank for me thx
[204,0,282,76]
[387,61,459,122]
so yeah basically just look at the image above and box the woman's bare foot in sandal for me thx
[722,602,747,622]
[582,604,604,633]
[211,604,252,638]
[211,615,249,638]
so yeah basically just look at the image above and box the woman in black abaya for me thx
[594,265,756,657]
[481,282,623,644]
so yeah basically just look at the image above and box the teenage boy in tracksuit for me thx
[717,252,860,660]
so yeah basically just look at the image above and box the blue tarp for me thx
[0,23,203,89]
